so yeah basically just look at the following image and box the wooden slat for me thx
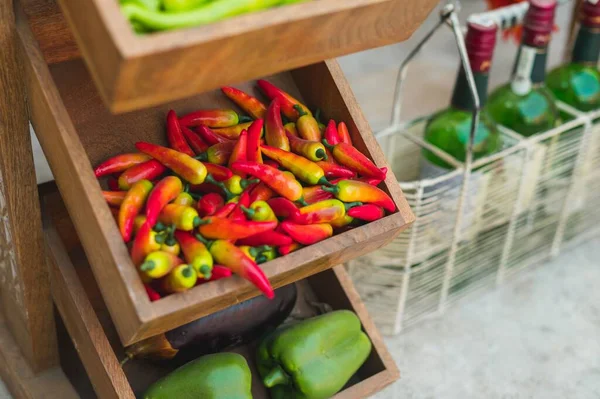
[45,219,135,399]
[0,0,58,372]
[0,308,77,399]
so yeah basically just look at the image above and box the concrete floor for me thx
[3,0,600,398]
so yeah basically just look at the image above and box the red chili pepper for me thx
[337,122,353,146]
[265,99,290,151]
[196,125,232,145]
[237,230,293,247]
[228,189,252,222]
[206,239,274,299]
[166,110,194,157]
[231,162,303,203]
[323,120,341,145]
[229,130,248,175]
[323,140,385,180]
[94,153,152,178]
[119,180,153,242]
[145,176,184,226]
[221,87,267,120]
[198,217,277,240]
[212,122,253,140]
[196,141,236,165]
[181,125,209,154]
[118,160,167,190]
[323,180,396,212]
[197,265,233,284]
[136,142,208,185]
[347,204,386,222]
[267,198,300,220]
[315,161,356,179]
[260,145,328,186]
[263,159,280,169]
[286,131,327,162]
[131,223,162,266]
[103,191,127,207]
[174,231,213,279]
[278,242,303,256]
[257,79,311,121]
[179,109,240,128]
[359,167,387,186]
[249,182,275,203]
[212,202,237,218]
[145,284,162,302]
[204,163,233,182]
[246,120,264,164]
[293,199,361,225]
[197,193,225,217]
[280,222,333,245]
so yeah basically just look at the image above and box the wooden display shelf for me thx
[16,4,414,347]
[44,191,400,399]
[20,0,438,113]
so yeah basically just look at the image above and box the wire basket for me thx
[347,2,598,335]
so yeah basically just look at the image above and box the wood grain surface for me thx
[0,0,58,373]
[21,0,437,112]
[18,3,413,345]
[43,189,399,398]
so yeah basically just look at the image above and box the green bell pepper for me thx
[143,352,252,399]
[256,310,372,399]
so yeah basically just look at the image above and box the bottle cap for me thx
[522,0,557,47]
[581,0,600,29]
[465,17,498,73]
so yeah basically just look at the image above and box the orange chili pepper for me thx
[181,125,209,154]
[284,123,298,136]
[278,242,303,256]
[130,223,162,266]
[249,182,275,203]
[158,204,202,231]
[136,142,207,185]
[179,109,240,128]
[212,122,253,140]
[293,199,361,225]
[231,162,304,203]
[119,180,153,242]
[323,140,385,180]
[103,191,127,207]
[323,180,395,212]
[197,217,277,240]
[257,79,311,121]
[174,231,213,279]
[295,105,322,142]
[265,99,290,151]
[221,87,267,120]
[280,222,333,245]
[145,176,184,226]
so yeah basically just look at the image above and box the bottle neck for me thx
[572,26,600,65]
[510,44,549,95]
[451,67,489,111]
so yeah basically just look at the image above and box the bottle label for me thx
[511,45,537,95]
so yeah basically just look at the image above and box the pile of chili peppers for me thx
[96,80,395,301]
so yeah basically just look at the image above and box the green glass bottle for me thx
[422,18,502,176]
[487,0,560,137]
[547,0,600,112]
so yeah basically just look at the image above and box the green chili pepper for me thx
[122,0,282,32]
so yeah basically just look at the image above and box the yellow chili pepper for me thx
[241,201,277,222]
[139,251,183,279]
[284,122,298,136]
[162,264,197,293]
[133,215,148,235]
[158,204,201,231]
[173,192,196,207]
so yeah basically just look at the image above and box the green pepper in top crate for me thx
[256,310,372,399]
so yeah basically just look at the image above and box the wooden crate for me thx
[20,0,438,113]
[44,191,400,399]
[17,7,414,346]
